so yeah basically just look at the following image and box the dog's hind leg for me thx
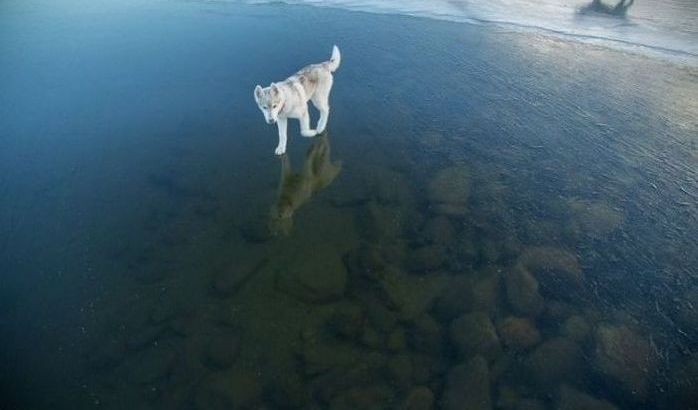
[315,101,330,134]
[299,109,317,138]
[312,76,333,134]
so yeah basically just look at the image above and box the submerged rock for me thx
[301,341,363,376]
[495,384,520,410]
[421,216,455,245]
[526,337,583,388]
[149,296,184,324]
[309,351,388,404]
[88,337,127,370]
[498,317,541,351]
[387,327,408,351]
[401,386,435,410]
[267,372,309,409]
[568,198,623,239]
[407,244,447,273]
[359,201,409,245]
[212,256,267,297]
[411,353,438,385]
[329,385,395,410]
[276,244,347,303]
[561,315,591,342]
[443,356,492,410]
[450,312,501,360]
[129,344,177,384]
[360,326,386,350]
[126,324,167,351]
[202,329,241,369]
[194,369,262,410]
[239,216,273,243]
[434,269,501,321]
[379,270,448,321]
[592,323,656,399]
[542,301,578,323]
[409,314,444,353]
[372,167,413,205]
[344,245,386,280]
[505,267,544,317]
[471,268,502,314]
[328,302,366,340]
[516,399,546,410]
[428,166,470,216]
[557,384,618,410]
[364,296,399,332]
[433,276,475,321]
[168,312,200,337]
[387,354,413,387]
[516,247,582,299]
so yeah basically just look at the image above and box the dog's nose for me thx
[268,119,276,124]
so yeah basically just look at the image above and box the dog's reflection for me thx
[579,0,634,17]
[269,134,342,236]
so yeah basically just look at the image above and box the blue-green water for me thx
[1,1,697,409]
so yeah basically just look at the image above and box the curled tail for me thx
[326,45,341,72]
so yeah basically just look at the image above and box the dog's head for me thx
[254,83,284,124]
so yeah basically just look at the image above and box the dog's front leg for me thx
[275,118,288,155]
[316,106,330,134]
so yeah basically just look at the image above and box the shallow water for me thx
[1,0,697,409]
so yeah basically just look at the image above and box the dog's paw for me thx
[316,126,326,134]
[274,146,286,155]
[301,130,317,138]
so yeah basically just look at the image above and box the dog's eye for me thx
[272,104,277,109]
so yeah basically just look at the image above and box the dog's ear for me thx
[270,83,280,97]
[254,85,263,102]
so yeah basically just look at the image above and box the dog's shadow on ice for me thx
[268,133,342,236]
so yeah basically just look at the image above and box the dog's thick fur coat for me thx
[254,46,341,155]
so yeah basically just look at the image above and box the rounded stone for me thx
[387,327,408,351]
[568,198,623,239]
[443,356,491,410]
[428,166,470,216]
[526,337,583,388]
[516,247,582,300]
[593,323,656,399]
[328,302,366,340]
[202,330,241,369]
[276,244,347,303]
[505,267,544,317]
[401,386,434,410]
[498,317,541,351]
[450,312,501,360]
[557,384,618,410]
[561,315,591,342]
[194,370,262,410]
[408,245,447,273]
[422,216,455,245]
[387,354,413,387]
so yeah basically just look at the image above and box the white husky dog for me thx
[254,46,341,155]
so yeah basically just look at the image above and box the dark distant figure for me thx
[579,0,635,17]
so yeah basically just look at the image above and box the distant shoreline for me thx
[237,0,698,66]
